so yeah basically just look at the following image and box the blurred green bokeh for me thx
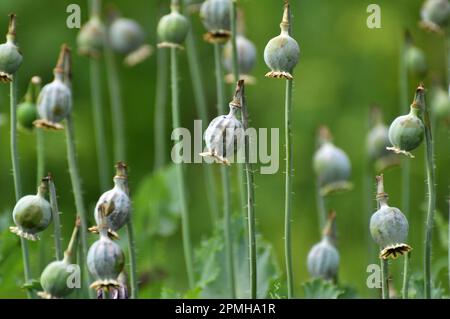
[0,0,449,298]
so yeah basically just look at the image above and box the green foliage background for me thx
[0,0,449,298]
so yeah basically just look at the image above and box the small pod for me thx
[405,45,427,77]
[77,16,105,57]
[109,17,145,55]
[313,126,352,196]
[39,220,80,299]
[421,0,450,31]
[200,101,243,165]
[17,76,41,131]
[387,87,425,157]
[157,4,190,49]
[223,34,257,84]
[264,4,300,80]
[430,86,450,120]
[370,175,412,260]
[307,213,339,280]
[87,215,125,290]
[93,162,131,234]
[10,181,52,241]
[200,0,232,43]
[0,15,22,82]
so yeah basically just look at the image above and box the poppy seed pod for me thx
[17,76,41,131]
[109,17,145,55]
[0,15,22,82]
[223,34,257,84]
[370,175,412,260]
[421,0,450,31]
[200,0,232,43]
[157,3,190,49]
[387,87,425,157]
[10,180,52,241]
[87,211,125,290]
[264,4,300,80]
[430,87,450,120]
[93,162,131,233]
[200,99,244,165]
[307,212,339,280]
[313,126,352,196]
[405,45,427,77]
[39,219,80,299]
[77,16,105,58]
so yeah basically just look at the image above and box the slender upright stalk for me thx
[36,129,45,185]
[214,42,236,298]
[381,258,390,299]
[236,81,257,299]
[401,252,410,299]
[104,42,126,162]
[153,47,168,170]
[47,175,63,260]
[170,47,194,288]
[182,2,220,224]
[284,78,294,299]
[126,219,138,298]
[315,182,326,231]
[448,200,450,292]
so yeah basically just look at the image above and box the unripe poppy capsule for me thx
[223,34,257,84]
[421,0,450,32]
[405,45,427,77]
[264,3,300,80]
[157,3,190,49]
[10,180,52,241]
[17,76,41,131]
[0,14,22,82]
[430,87,450,120]
[109,18,145,55]
[77,16,105,58]
[200,0,232,43]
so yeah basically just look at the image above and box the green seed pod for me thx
[370,175,412,260]
[0,15,22,82]
[200,0,231,43]
[421,0,450,30]
[77,16,105,57]
[264,4,300,80]
[200,100,243,165]
[313,126,352,196]
[223,34,257,84]
[109,17,145,55]
[17,76,41,131]
[430,86,450,120]
[157,4,190,49]
[405,45,427,77]
[307,213,339,280]
[39,220,80,299]
[37,73,72,126]
[10,180,52,241]
[388,88,425,157]
[94,162,131,232]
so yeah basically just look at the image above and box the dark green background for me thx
[0,0,449,298]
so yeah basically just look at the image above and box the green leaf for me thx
[303,278,345,299]
[133,165,181,238]
[194,214,280,298]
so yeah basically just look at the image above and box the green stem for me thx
[65,114,92,297]
[89,58,110,191]
[315,181,326,232]
[170,47,194,289]
[153,47,168,170]
[105,44,126,162]
[182,3,220,224]
[240,82,257,299]
[284,79,294,299]
[126,221,138,298]
[214,42,236,298]
[381,258,389,299]
[36,127,47,272]
[10,75,33,299]
[423,99,436,299]
[48,176,63,260]
[402,252,410,299]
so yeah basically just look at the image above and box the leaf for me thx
[133,165,181,238]
[408,274,444,299]
[194,214,280,299]
[303,278,345,299]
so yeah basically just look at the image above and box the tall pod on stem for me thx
[77,0,110,191]
[200,0,238,298]
[157,0,194,289]
[180,0,220,224]
[263,1,300,299]
[0,14,31,298]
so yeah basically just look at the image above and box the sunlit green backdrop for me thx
[0,0,449,298]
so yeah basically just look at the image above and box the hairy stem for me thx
[170,47,194,288]
[48,176,63,260]
[402,252,410,299]
[153,47,168,170]
[381,258,389,299]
